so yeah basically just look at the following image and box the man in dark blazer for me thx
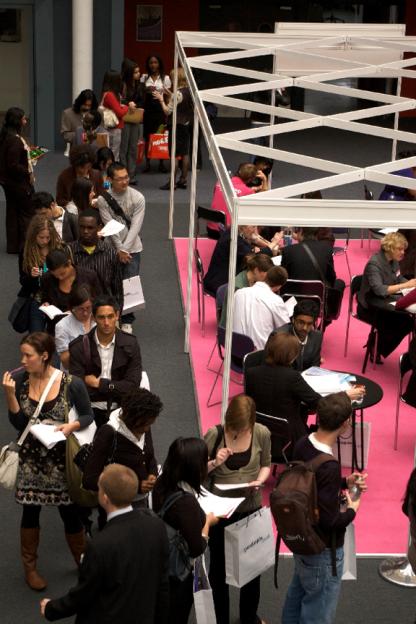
[40,464,169,624]
[281,227,345,320]
[69,294,142,428]
[246,299,323,373]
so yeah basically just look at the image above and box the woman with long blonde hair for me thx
[19,215,64,332]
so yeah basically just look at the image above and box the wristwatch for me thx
[108,383,115,391]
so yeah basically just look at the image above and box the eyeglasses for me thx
[113,175,130,182]
[73,304,92,314]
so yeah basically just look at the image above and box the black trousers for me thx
[3,184,34,253]
[21,504,83,534]
[357,301,414,358]
[168,572,194,624]
[209,509,261,624]
[93,407,110,429]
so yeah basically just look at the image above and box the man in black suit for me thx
[69,295,142,428]
[41,464,169,624]
[281,227,345,320]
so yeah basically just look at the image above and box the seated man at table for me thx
[281,226,345,320]
[357,231,416,363]
[233,266,289,349]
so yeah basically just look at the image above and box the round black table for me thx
[335,371,383,471]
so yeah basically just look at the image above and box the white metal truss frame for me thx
[167,24,416,420]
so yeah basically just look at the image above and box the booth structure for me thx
[168,23,416,419]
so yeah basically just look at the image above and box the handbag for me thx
[63,379,99,507]
[123,108,144,124]
[98,94,119,129]
[342,523,357,580]
[193,555,217,624]
[137,138,145,164]
[0,369,60,490]
[8,296,32,333]
[147,132,169,160]
[123,275,145,313]
[224,506,274,587]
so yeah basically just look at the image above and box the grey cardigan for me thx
[205,423,271,512]
[358,250,407,309]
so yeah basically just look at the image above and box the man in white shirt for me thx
[96,163,145,332]
[233,266,289,349]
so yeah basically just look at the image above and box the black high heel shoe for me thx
[176,179,187,189]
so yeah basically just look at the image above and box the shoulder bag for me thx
[102,190,132,229]
[0,369,60,490]
[98,93,119,129]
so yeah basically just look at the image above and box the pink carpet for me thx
[174,237,416,554]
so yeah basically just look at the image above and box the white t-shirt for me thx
[233,281,290,350]
[141,73,171,93]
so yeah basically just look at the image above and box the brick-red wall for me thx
[124,0,200,73]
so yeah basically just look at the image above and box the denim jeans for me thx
[121,251,141,324]
[120,123,140,179]
[282,547,344,624]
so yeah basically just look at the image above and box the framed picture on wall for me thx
[136,5,163,42]
[0,9,21,43]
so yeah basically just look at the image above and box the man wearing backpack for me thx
[279,392,367,624]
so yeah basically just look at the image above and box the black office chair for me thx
[207,282,228,371]
[343,274,378,373]
[394,353,413,450]
[332,228,351,281]
[255,411,291,470]
[280,279,325,329]
[194,249,216,336]
[196,206,226,245]
[363,184,383,253]
[207,327,255,407]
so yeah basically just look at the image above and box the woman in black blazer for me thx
[245,333,365,451]
[0,107,35,253]
[152,438,218,624]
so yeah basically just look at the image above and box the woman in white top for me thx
[141,55,171,173]
[55,286,95,370]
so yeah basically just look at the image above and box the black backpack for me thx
[158,491,193,581]
[270,453,336,585]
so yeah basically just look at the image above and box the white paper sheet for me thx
[284,296,297,317]
[30,424,66,449]
[379,227,398,234]
[98,219,125,237]
[198,486,245,518]
[272,255,282,266]
[39,304,67,320]
[302,368,353,396]
[215,483,252,491]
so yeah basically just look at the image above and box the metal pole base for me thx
[379,557,416,587]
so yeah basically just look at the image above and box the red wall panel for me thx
[124,0,200,73]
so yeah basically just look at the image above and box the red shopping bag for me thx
[147,132,169,160]
[137,139,145,164]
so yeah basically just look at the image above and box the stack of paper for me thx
[39,305,68,320]
[302,367,355,396]
[30,424,66,449]
[198,486,245,518]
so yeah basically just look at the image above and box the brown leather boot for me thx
[65,530,86,566]
[20,528,47,591]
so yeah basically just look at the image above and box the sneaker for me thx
[121,323,133,334]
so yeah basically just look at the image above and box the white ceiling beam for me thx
[200,93,316,120]
[295,78,406,103]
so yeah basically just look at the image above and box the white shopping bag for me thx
[224,507,274,588]
[332,422,371,469]
[342,523,357,581]
[123,275,145,313]
[193,555,217,624]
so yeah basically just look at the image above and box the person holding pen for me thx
[204,394,271,624]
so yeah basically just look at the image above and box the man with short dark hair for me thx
[281,392,367,624]
[69,295,142,428]
[41,464,169,623]
[32,191,78,242]
[68,209,123,311]
[275,299,323,371]
[233,266,290,349]
[96,163,145,333]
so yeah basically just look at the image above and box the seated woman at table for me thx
[357,232,416,363]
[379,151,416,201]
[244,333,364,448]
